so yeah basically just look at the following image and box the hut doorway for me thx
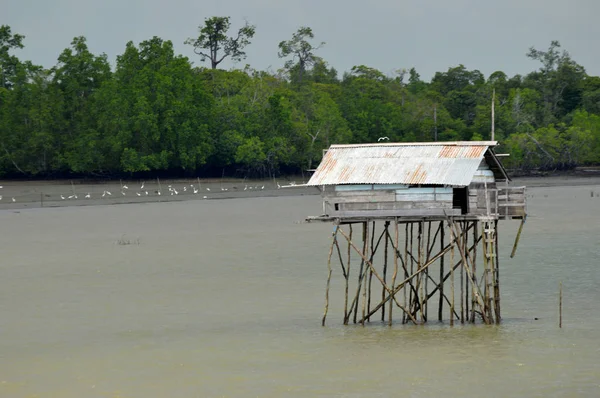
[453,187,469,214]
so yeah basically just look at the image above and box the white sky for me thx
[4,0,599,80]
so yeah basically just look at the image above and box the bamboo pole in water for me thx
[417,221,424,322]
[494,220,501,323]
[322,226,338,326]
[404,223,409,324]
[439,221,445,321]
[472,222,478,323]
[389,219,399,326]
[460,221,465,324]
[559,281,563,328]
[382,221,390,322]
[361,221,370,325]
[344,224,352,325]
[450,227,455,327]
[367,221,376,321]
[351,222,367,324]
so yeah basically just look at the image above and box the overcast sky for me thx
[4,0,599,80]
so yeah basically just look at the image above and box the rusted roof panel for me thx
[307,141,496,187]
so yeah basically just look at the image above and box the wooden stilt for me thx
[382,221,390,321]
[361,221,370,325]
[344,224,352,325]
[322,226,338,326]
[471,222,478,323]
[367,221,376,322]
[450,222,455,327]
[439,221,444,321]
[494,220,501,323]
[389,219,399,326]
[465,222,470,321]
[352,222,367,324]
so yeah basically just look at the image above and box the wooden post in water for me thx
[343,225,352,325]
[439,221,444,321]
[322,226,337,326]
[450,227,455,327]
[559,281,563,328]
[382,221,389,321]
[389,219,399,326]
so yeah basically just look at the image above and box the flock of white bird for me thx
[0,180,297,204]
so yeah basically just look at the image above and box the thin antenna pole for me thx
[491,88,495,141]
[433,105,438,141]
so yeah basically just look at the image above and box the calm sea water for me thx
[1,183,599,397]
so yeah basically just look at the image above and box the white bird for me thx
[206,187,210,191]
[244,185,247,191]
[157,191,161,196]
[183,186,187,192]
[277,182,281,189]
[193,187,198,194]
[249,186,253,190]
[203,195,207,199]
[0,195,2,200]
[106,191,112,196]
[61,195,66,200]
[102,191,106,198]
[377,136,390,142]
[136,192,141,197]
[85,193,91,199]
[173,189,178,195]
[68,195,75,199]
[0,185,3,188]
[121,191,126,196]
[261,185,265,190]
[140,182,145,189]
[12,197,15,202]
[145,191,149,195]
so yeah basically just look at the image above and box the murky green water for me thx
[1,182,599,397]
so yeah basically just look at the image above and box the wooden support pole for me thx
[418,221,424,322]
[344,224,352,325]
[389,219,399,326]
[404,223,409,324]
[352,222,367,324]
[382,221,390,322]
[439,221,444,321]
[472,222,478,323]
[322,226,338,326]
[464,221,469,322]
[460,221,465,324]
[494,220,501,323]
[450,226,455,326]
[361,221,370,325]
[366,222,375,322]
[510,217,526,258]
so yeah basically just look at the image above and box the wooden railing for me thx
[495,186,527,219]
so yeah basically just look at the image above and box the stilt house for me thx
[305,141,527,326]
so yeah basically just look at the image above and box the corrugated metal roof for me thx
[306,141,497,187]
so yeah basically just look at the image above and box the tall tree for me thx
[185,17,255,69]
[0,25,25,89]
[278,27,324,84]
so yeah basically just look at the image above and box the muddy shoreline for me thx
[1,174,599,210]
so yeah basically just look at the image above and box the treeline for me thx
[1,19,600,178]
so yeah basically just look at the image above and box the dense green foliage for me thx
[1,23,600,178]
